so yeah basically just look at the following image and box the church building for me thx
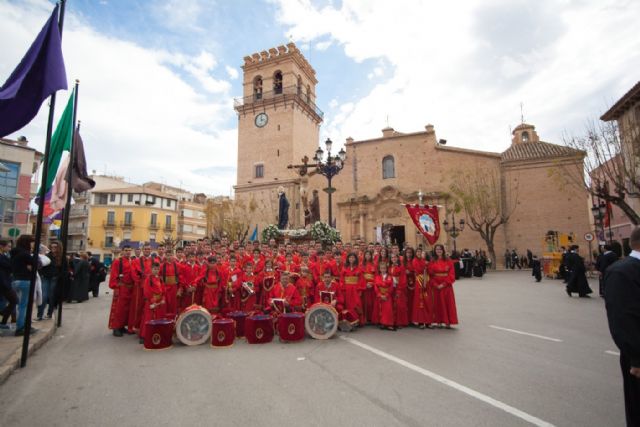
[233,43,591,263]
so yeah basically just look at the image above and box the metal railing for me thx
[149,222,159,230]
[120,221,135,228]
[163,223,175,231]
[103,220,116,227]
[233,85,324,119]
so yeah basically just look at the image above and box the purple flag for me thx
[0,5,67,138]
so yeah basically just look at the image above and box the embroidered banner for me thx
[404,204,440,245]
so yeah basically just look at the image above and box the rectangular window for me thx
[96,194,108,204]
[150,213,157,226]
[255,164,264,178]
[127,194,133,202]
[105,235,114,247]
[124,211,133,225]
[107,211,115,225]
[109,194,116,202]
[165,215,172,226]
[167,199,172,207]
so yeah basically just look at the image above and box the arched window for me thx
[297,75,302,95]
[382,156,395,179]
[273,71,283,94]
[521,131,529,143]
[253,76,263,100]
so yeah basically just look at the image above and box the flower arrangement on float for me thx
[310,221,341,245]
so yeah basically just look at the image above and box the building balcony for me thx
[163,223,175,232]
[120,221,135,228]
[69,208,88,218]
[103,220,116,228]
[68,226,86,236]
[148,222,159,230]
[233,85,324,121]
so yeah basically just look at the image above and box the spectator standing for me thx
[71,252,90,303]
[0,240,17,329]
[565,245,592,297]
[10,235,35,336]
[596,244,619,297]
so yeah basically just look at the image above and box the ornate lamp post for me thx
[288,138,346,227]
[591,200,611,244]
[442,211,465,253]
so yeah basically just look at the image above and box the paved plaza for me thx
[0,271,624,427]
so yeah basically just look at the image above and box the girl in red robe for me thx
[139,263,167,343]
[341,253,364,325]
[239,261,261,313]
[195,256,222,314]
[221,256,242,312]
[411,250,434,328]
[296,264,315,310]
[428,244,458,328]
[374,262,395,330]
[260,259,277,310]
[403,247,417,324]
[160,253,180,318]
[361,250,377,324]
[390,253,409,328]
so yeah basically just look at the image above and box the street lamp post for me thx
[288,138,346,227]
[442,211,465,253]
[591,200,612,244]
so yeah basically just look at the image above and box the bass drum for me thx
[175,304,212,346]
[305,303,338,340]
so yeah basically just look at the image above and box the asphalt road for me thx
[0,271,624,427]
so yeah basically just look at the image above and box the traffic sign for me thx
[8,228,20,238]
[584,232,594,242]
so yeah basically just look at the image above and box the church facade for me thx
[233,44,592,263]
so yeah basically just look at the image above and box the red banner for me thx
[404,204,440,245]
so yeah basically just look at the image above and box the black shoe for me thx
[565,288,571,297]
[579,294,591,298]
[138,338,144,344]
[113,329,123,337]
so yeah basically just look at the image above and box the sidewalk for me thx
[0,314,57,385]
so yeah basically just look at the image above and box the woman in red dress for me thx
[428,244,458,328]
[139,262,167,343]
[411,248,433,328]
[403,247,416,323]
[390,253,408,328]
[341,253,364,325]
[374,261,395,330]
[361,250,377,324]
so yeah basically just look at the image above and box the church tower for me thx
[233,43,323,229]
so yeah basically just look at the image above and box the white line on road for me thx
[605,350,620,356]
[340,336,555,427]
[489,325,563,342]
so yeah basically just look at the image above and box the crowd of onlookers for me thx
[0,235,106,337]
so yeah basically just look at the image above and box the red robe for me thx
[390,264,409,327]
[178,262,200,311]
[295,274,315,309]
[160,261,180,317]
[195,266,222,313]
[239,272,261,313]
[410,258,433,324]
[374,273,395,327]
[139,275,167,340]
[260,272,277,309]
[108,256,134,330]
[341,266,364,324]
[314,281,344,312]
[221,266,242,312]
[267,283,302,313]
[361,262,377,324]
[404,258,417,323]
[130,256,153,332]
[428,259,458,325]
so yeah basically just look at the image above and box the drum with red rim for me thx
[143,319,174,350]
[305,303,338,340]
[278,312,305,342]
[245,314,274,344]
[227,311,248,338]
[211,318,235,348]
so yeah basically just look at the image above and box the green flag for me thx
[44,88,75,191]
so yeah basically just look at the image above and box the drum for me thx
[143,319,174,350]
[245,314,274,344]
[175,305,212,346]
[227,311,248,338]
[211,318,235,348]
[305,303,338,340]
[278,312,305,342]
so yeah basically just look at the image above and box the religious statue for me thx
[277,186,289,230]
[309,189,320,224]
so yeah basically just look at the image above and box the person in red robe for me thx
[411,252,433,328]
[403,247,417,324]
[221,256,242,312]
[195,256,222,314]
[361,250,377,325]
[296,264,315,310]
[374,261,395,330]
[428,244,458,328]
[341,253,364,325]
[260,259,277,310]
[139,262,167,344]
[239,261,261,313]
[267,271,302,314]
[108,246,135,337]
[130,244,154,333]
[390,253,408,328]
[160,252,180,318]
[178,253,200,311]
[315,270,344,312]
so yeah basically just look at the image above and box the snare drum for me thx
[245,314,274,344]
[211,318,235,348]
[143,319,174,350]
[175,305,212,346]
[227,311,248,338]
[305,303,338,340]
[278,312,305,342]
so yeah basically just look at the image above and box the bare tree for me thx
[205,197,251,244]
[450,166,518,268]
[560,120,640,224]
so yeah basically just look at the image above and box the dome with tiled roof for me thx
[501,140,584,162]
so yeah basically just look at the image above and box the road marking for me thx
[605,350,620,356]
[340,336,555,427]
[489,325,563,342]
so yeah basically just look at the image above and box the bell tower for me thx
[233,43,323,229]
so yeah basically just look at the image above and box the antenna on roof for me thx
[520,102,525,124]
[385,114,390,128]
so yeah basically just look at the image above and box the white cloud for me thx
[225,65,239,80]
[275,0,640,153]
[0,1,237,195]
[315,40,332,50]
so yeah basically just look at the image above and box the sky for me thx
[1,0,639,196]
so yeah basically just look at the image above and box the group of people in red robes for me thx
[108,238,459,341]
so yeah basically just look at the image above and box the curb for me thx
[0,321,57,385]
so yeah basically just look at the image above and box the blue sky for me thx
[1,0,639,195]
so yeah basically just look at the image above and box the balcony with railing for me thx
[103,220,116,228]
[163,223,175,232]
[69,207,88,218]
[233,85,324,121]
[148,222,159,230]
[68,226,86,236]
[120,221,135,229]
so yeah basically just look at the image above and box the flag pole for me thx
[21,0,67,368]
[56,80,79,328]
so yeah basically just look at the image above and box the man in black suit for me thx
[604,226,640,427]
[565,245,592,297]
[596,244,619,297]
